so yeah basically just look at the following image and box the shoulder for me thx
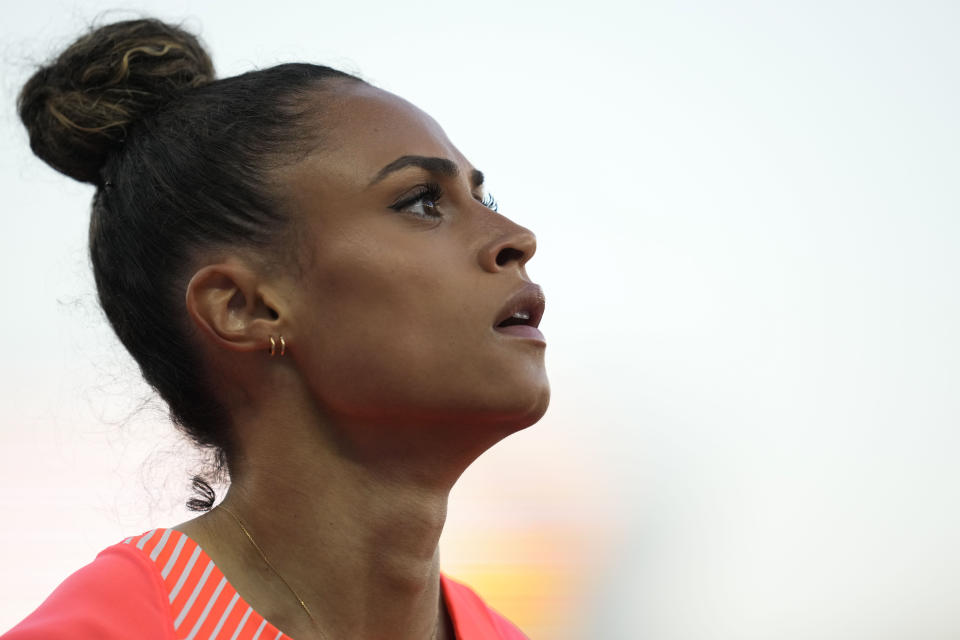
[441,574,529,640]
[2,540,174,640]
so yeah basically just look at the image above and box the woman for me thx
[6,17,548,640]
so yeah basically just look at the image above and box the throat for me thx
[204,465,451,639]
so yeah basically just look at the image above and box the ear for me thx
[185,261,284,354]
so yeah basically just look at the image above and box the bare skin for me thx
[174,81,549,640]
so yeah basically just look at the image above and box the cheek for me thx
[296,235,467,403]
[293,234,548,424]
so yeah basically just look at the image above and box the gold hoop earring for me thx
[269,335,277,357]
[279,335,286,356]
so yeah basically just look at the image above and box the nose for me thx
[478,214,537,274]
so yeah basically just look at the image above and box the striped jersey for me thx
[2,528,528,639]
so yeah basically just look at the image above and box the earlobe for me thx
[185,262,283,354]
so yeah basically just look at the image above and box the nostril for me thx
[495,247,524,267]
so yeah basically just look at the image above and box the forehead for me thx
[318,82,466,178]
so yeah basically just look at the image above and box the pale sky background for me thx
[1,1,959,638]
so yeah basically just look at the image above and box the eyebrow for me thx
[369,155,485,188]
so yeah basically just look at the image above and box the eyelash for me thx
[389,183,445,218]
[388,183,500,218]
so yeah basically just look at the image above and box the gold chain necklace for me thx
[219,505,326,637]
[219,505,441,640]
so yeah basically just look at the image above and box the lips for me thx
[493,283,546,343]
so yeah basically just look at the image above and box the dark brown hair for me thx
[18,18,359,509]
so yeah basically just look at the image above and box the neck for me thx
[188,410,474,639]
[176,366,523,639]
[226,476,447,638]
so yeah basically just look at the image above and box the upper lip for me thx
[493,283,546,329]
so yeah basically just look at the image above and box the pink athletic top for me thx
[2,528,527,639]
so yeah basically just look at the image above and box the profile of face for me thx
[274,82,549,449]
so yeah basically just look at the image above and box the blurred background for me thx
[2,1,959,638]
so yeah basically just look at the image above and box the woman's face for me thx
[279,82,549,444]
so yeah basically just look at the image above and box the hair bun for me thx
[18,19,214,185]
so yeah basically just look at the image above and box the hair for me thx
[18,18,360,510]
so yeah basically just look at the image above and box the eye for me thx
[389,183,444,219]
[479,192,499,212]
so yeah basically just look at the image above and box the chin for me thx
[478,379,551,433]
[520,383,551,427]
